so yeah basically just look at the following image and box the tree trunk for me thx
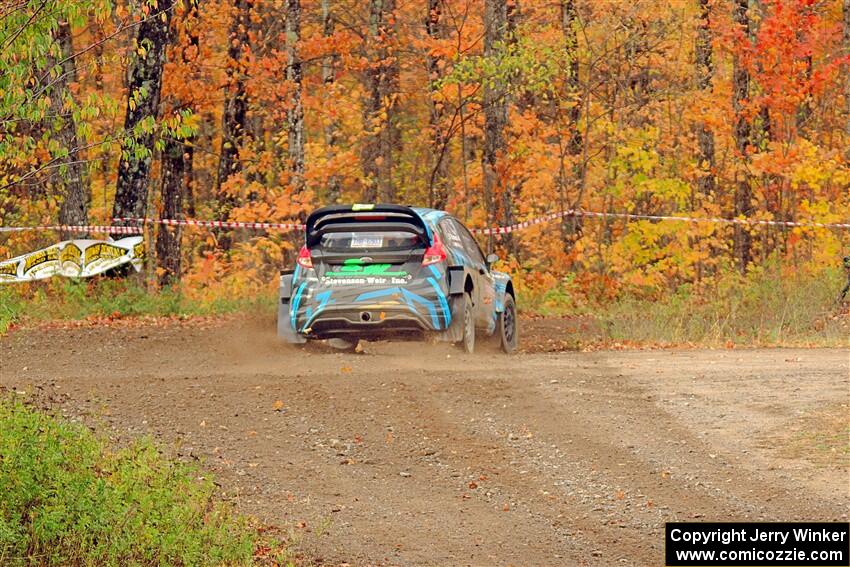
[501,0,519,256]
[426,0,450,209]
[361,0,400,203]
[732,0,752,272]
[184,143,196,217]
[182,2,198,219]
[216,0,251,194]
[156,138,183,285]
[796,54,812,133]
[112,1,173,224]
[156,0,199,285]
[695,0,715,196]
[286,0,305,194]
[558,0,583,247]
[749,0,771,149]
[50,21,88,238]
[844,0,850,160]
[321,0,341,202]
[482,0,508,251]
[625,18,652,112]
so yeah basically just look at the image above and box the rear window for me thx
[319,231,423,252]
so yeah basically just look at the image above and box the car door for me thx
[438,217,479,305]
[451,218,496,328]
[436,217,464,267]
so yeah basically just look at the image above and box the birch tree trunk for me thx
[112,1,173,224]
[286,0,305,194]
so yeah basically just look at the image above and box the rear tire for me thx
[460,292,475,354]
[327,338,359,352]
[499,295,518,354]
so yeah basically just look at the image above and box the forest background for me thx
[1,0,849,345]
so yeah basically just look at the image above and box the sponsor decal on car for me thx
[322,259,411,286]
[327,261,407,277]
[322,276,410,286]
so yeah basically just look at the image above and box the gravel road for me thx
[1,319,847,566]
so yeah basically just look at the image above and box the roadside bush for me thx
[523,264,848,346]
[0,286,25,334]
[596,266,847,346]
[0,398,255,566]
[0,276,275,334]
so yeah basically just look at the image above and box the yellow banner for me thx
[0,237,144,283]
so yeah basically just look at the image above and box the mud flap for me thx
[438,293,466,343]
[447,266,465,296]
[278,273,306,344]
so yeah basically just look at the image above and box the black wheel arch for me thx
[505,280,515,301]
[464,274,474,298]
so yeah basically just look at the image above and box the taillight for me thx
[296,245,313,269]
[422,234,447,266]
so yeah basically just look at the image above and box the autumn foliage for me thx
[0,0,848,305]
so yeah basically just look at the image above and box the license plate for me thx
[351,235,383,248]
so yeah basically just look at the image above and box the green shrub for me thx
[0,277,275,333]
[0,398,254,566]
[0,286,25,334]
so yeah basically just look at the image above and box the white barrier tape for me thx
[471,209,850,235]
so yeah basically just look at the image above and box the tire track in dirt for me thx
[1,319,846,566]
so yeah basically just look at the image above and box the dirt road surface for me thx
[1,318,847,566]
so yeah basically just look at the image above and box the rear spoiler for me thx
[305,204,433,247]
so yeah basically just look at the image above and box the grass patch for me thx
[0,397,256,566]
[2,264,847,347]
[778,403,850,467]
[523,266,850,347]
[0,276,276,334]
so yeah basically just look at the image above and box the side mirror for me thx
[486,253,499,266]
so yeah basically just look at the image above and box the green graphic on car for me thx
[325,258,409,277]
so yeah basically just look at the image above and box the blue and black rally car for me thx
[277,204,518,353]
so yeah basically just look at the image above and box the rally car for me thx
[277,204,518,353]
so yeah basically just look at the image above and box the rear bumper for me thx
[290,286,452,339]
[305,305,432,339]
[279,269,456,342]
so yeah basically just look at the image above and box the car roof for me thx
[411,207,450,227]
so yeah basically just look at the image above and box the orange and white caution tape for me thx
[0,224,142,234]
[471,209,850,235]
[114,217,306,231]
[2,210,848,236]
